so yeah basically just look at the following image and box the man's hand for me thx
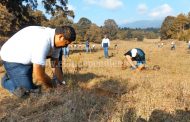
[126,55,137,69]
[131,66,137,70]
[52,75,66,86]
[33,64,53,88]
[51,58,64,85]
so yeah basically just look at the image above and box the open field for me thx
[1,39,190,121]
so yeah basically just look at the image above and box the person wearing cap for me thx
[101,35,110,58]
[124,48,146,70]
[0,26,76,97]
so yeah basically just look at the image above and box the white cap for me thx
[131,49,137,57]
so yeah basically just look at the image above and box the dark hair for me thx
[55,26,76,42]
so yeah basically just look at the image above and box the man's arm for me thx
[126,55,137,69]
[51,58,64,82]
[54,67,64,82]
[33,64,53,88]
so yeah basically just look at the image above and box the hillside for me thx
[0,39,190,121]
[120,20,163,29]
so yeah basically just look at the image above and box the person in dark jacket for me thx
[124,48,146,70]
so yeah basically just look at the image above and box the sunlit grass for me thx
[1,39,190,121]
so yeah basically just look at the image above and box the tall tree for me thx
[174,14,189,32]
[0,3,14,36]
[86,24,102,43]
[160,16,176,40]
[103,19,118,40]
[0,0,71,33]
[29,9,48,26]
[44,10,74,27]
[186,12,190,29]
[76,17,92,42]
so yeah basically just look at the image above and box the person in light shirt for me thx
[101,35,110,58]
[0,26,76,98]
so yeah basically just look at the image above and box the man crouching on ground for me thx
[124,48,146,71]
[0,26,76,98]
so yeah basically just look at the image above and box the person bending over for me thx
[0,26,76,97]
[124,48,146,71]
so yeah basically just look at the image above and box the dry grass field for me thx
[0,39,190,122]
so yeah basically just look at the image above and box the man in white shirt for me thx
[101,35,110,58]
[0,26,76,98]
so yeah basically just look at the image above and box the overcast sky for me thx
[38,0,190,26]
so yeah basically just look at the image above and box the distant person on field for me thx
[63,46,69,58]
[74,44,77,50]
[161,43,164,48]
[0,26,76,98]
[157,43,161,48]
[188,41,190,49]
[171,41,176,50]
[158,43,164,48]
[101,35,110,58]
[114,44,118,49]
[124,48,146,70]
[85,38,90,53]
[92,44,96,52]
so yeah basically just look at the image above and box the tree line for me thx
[0,0,160,42]
[160,12,190,41]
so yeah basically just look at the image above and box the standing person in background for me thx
[0,26,76,98]
[188,40,190,49]
[114,44,118,49]
[124,48,146,71]
[85,38,90,53]
[101,35,110,58]
[66,46,70,57]
[62,46,69,58]
[92,44,96,52]
[171,41,176,50]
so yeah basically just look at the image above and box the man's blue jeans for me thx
[137,61,146,66]
[1,61,37,93]
[104,47,109,58]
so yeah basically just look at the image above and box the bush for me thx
[178,30,190,41]
[137,35,144,41]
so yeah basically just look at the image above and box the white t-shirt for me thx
[0,26,60,65]
[101,38,110,47]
